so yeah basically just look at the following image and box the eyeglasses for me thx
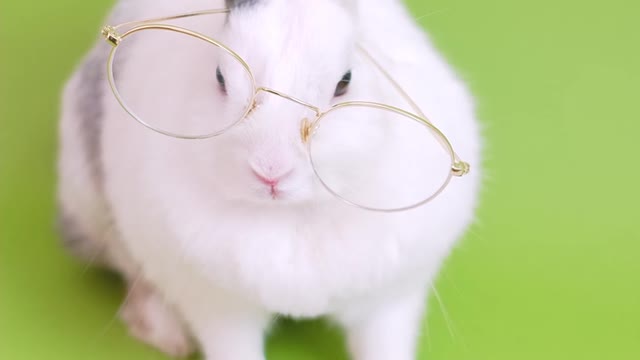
[101,8,470,212]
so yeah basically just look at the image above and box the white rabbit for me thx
[57,0,482,359]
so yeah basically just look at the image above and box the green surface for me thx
[1,1,639,359]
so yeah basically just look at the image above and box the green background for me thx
[1,0,639,359]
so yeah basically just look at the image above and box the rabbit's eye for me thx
[334,70,351,97]
[216,66,227,94]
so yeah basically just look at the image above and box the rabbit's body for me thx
[58,0,481,359]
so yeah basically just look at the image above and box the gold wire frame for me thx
[101,8,470,212]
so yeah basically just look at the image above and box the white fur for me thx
[58,0,482,359]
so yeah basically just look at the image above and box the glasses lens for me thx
[110,28,254,138]
[309,104,453,211]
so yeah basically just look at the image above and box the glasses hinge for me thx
[101,26,121,46]
[451,160,470,177]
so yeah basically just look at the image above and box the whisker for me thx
[86,270,143,349]
[121,271,143,307]
[80,241,109,275]
[430,283,456,341]
[80,222,118,276]
[430,283,470,352]
[414,8,450,23]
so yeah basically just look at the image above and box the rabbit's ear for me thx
[226,0,261,9]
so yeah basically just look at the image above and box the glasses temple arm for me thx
[357,46,469,176]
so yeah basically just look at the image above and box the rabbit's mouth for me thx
[254,182,297,203]
[251,168,291,200]
[248,175,319,206]
[265,183,283,200]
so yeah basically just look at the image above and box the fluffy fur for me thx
[57,0,482,359]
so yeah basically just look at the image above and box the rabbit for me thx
[56,0,482,359]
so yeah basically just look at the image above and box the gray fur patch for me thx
[56,210,82,248]
[76,53,105,185]
[226,0,261,9]
[56,209,99,262]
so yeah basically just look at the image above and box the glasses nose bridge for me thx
[256,87,321,116]
[254,87,319,145]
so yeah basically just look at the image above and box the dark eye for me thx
[216,66,227,94]
[334,70,351,97]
